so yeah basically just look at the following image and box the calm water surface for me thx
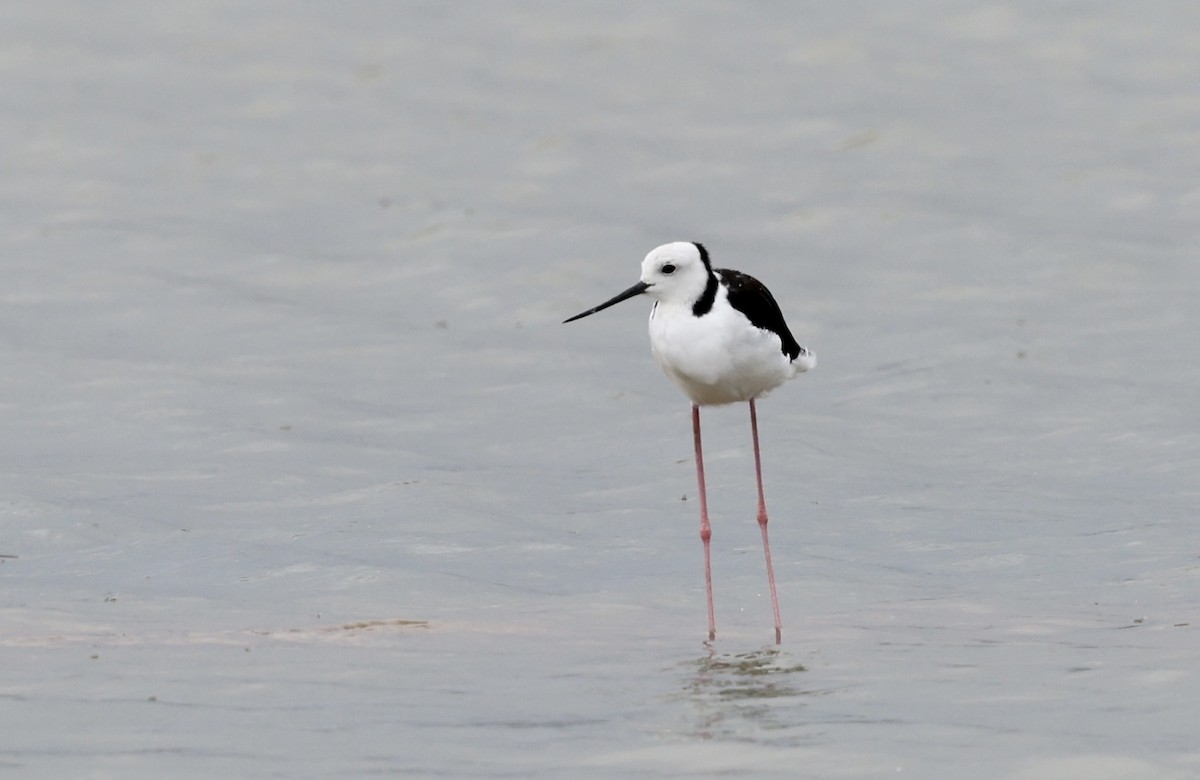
[1,3,1197,778]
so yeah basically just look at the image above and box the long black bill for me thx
[563,280,651,323]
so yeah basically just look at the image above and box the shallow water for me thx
[2,3,1198,778]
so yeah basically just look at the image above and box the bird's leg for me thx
[749,398,783,644]
[692,403,716,641]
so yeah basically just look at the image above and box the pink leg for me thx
[692,403,716,641]
[749,398,783,644]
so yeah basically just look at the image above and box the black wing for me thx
[718,268,802,361]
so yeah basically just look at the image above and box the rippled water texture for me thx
[2,3,1198,778]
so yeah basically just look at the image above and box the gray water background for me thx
[2,3,1198,778]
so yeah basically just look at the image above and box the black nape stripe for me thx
[690,243,718,317]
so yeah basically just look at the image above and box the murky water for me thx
[2,3,1198,778]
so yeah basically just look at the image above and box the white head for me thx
[638,242,714,307]
[563,241,715,323]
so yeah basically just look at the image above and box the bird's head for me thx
[638,241,713,306]
[563,241,714,323]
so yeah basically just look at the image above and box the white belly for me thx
[648,301,808,406]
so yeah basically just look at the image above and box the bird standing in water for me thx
[564,242,815,643]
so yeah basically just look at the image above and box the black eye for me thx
[661,263,676,274]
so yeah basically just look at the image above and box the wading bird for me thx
[564,242,815,643]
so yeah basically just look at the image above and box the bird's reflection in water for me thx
[673,645,819,744]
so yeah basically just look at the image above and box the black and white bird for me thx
[564,241,815,643]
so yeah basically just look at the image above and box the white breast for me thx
[647,293,806,406]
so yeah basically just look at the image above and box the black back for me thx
[718,268,803,360]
